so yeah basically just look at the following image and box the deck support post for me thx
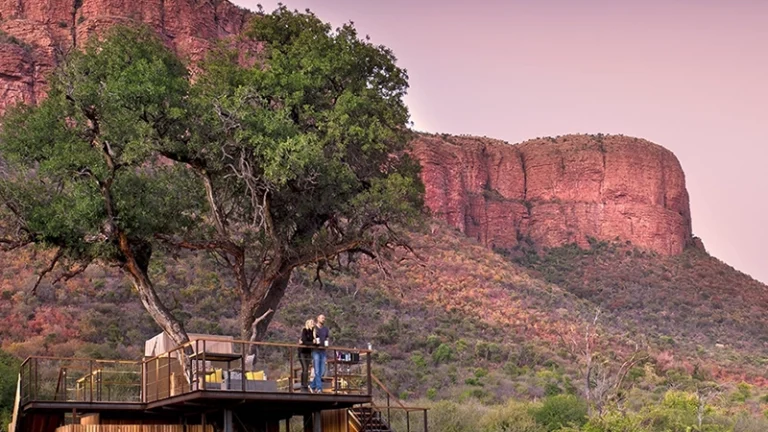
[223,409,233,432]
[313,412,322,432]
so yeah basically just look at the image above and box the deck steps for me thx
[349,406,393,432]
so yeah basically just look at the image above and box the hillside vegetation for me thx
[3,224,768,430]
[508,240,768,383]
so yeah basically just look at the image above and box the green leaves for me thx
[0,8,424,341]
[189,5,421,255]
[0,25,204,264]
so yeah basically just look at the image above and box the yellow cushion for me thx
[245,370,265,380]
[205,369,223,383]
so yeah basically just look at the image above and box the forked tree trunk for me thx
[117,233,192,381]
[240,271,292,365]
[124,266,189,347]
[118,233,190,347]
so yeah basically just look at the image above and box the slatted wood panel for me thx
[56,424,213,432]
[321,409,348,432]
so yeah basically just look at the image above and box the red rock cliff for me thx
[0,0,694,256]
[0,0,251,115]
[413,134,693,255]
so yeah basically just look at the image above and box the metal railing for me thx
[351,374,428,432]
[143,338,372,402]
[18,357,141,404]
[18,338,373,405]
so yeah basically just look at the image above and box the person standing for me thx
[310,314,330,393]
[298,319,315,392]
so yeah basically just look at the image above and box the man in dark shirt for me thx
[310,314,330,393]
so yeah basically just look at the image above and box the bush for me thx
[411,353,427,370]
[432,343,454,364]
[426,335,442,353]
[428,400,487,432]
[0,350,21,431]
[531,394,588,431]
[479,401,544,432]
[426,388,437,400]
[732,382,752,403]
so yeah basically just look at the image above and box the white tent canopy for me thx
[144,332,234,358]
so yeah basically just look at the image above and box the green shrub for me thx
[428,400,487,432]
[426,388,437,400]
[732,382,752,403]
[464,377,483,387]
[531,394,588,431]
[411,353,427,370]
[479,401,544,432]
[432,343,454,364]
[543,381,561,397]
[503,361,523,377]
[426,335,442,352]
[0,350,21,431]
[376,317,401,344]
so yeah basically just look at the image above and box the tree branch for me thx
[347,247,376,259]
[287,239,362,270]
[51,260,92,285]
[249,308,274,342]
[32,249,63,294]
[155,234,235,253]
[0,238,31,252]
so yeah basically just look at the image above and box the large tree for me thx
[159,6,424,343]
[0,27,203,349]
[0,6,424,351]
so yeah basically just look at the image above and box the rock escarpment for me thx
[0,0,695,256]
[412,134,693,255]
[0,0,251,115]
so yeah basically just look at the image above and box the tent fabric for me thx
[144,332,234,358]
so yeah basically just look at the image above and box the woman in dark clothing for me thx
[298,319,315,392]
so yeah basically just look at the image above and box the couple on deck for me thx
[297,314,330,393]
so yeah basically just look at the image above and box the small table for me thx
[188,352,243,390]
[188,352,242,362]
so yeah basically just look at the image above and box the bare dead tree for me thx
[558,309,647,417]
[695,383,723,430]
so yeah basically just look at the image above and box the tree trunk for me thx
[240,271,292,342]
[117,233,190,348]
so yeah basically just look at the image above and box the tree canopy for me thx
[0,26,203,347]
[162,6,424,341]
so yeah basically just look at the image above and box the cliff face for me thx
[0,0,695,256]
[412,134,693,255]
[0,0,251,115]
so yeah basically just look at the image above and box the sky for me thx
[234,0,768,284]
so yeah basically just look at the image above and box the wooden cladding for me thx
[320,409,348,432]
[56,425,213,432]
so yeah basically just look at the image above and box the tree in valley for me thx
[0,27,203,349]
[159,5,424,344]
[0,5,424,352]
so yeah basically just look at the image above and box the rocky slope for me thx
[0,0,251,115]
[413,133,694,255]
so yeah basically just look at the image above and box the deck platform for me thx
[12,337,375,432]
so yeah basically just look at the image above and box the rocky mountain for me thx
[413,133,694,256]
[0,0,251,115]
[1,0,699,258]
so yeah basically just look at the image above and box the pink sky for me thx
[235,0,768,284]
